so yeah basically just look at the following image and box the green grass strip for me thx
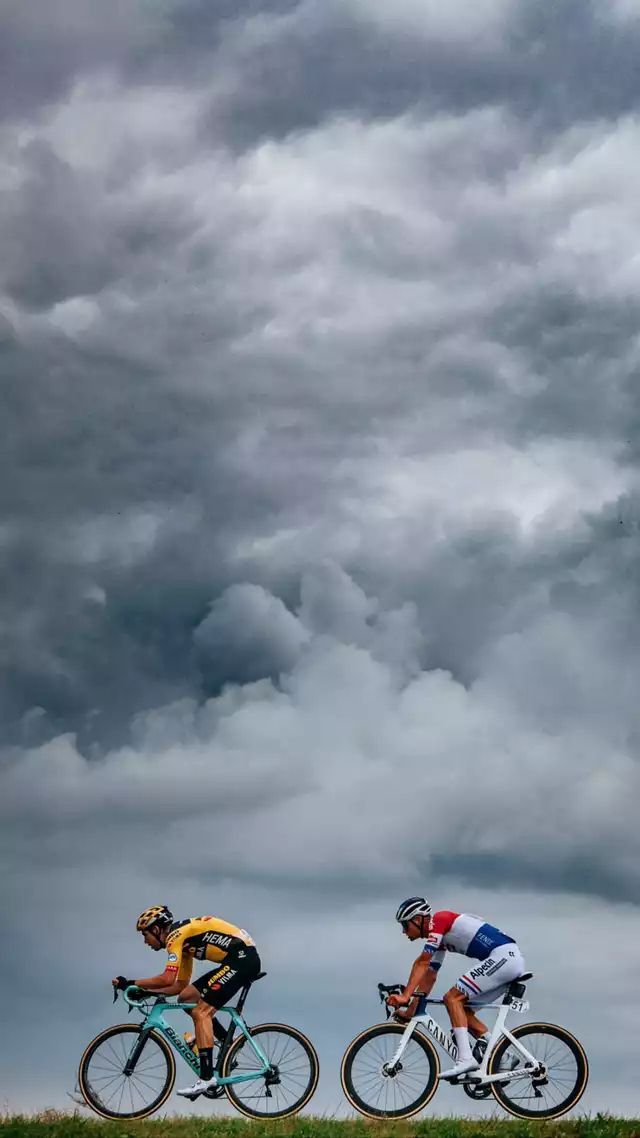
[1,1113,640,1138]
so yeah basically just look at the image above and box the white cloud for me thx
[4,570,639,892]
[357,438,630,536]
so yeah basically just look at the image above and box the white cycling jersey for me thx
[422,910,525,1001]
[423,910,515,966]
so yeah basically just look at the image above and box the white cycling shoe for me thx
[439,1058,480,1080]
[176,1075,218,1098]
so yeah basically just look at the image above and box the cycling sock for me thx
[453,1027,473,1062]
[199,1047,214,1081]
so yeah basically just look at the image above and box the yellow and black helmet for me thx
[136,905,173,932]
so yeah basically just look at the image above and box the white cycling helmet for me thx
[395,896,432,923]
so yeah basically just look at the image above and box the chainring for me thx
[463,1080,492,1100]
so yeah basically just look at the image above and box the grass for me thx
[1,1115,639,1138]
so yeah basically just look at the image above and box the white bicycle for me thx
[341,973,588,1120]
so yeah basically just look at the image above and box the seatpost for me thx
[234,982,251,1017]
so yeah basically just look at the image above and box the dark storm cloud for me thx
[1,78,639,745]
[162,0,640,149]
[431,850,640,905]
[0,0,151,122]
[1,139,197,311]
[4,0,640,142]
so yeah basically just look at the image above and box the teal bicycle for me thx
[78,972,319,1120]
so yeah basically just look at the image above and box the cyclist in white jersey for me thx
[387,897,526,1079]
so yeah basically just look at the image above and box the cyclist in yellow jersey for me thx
[113,905,261,1098]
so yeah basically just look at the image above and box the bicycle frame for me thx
[387,995,538,1086]
[122,992,271,1086]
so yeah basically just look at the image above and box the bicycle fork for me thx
[122,1030,166,1077]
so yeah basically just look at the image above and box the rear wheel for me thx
[489,1022,589,1119]
[341,1024,439,1119]
[222,1023,319,1119]
[78,1024,175,1120]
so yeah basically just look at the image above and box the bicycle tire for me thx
[341,1023,439,1119]
[489,1021,589,1120]
[78,1023,175,1120]
[221,1022,319,1119]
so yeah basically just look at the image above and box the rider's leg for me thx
[465,1008,488,1038]
[178,985,216,1079]
[465,1007,491,1061]
[456,945,526,1025]
[177,986,227,1046]
[444,944,526,1072]
[443,988,475,1063]
[177,982,200,1027]
[177,949,262,1095]
[191,1000,216,1080]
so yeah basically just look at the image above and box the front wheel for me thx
[489,1021,589,1119]
[341,1023,439,1119]
[222,1023,319,1119]
[78,1024,175,1120]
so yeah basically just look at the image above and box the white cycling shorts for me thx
[455,943,526,1004]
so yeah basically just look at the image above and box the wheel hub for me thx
[381,1062,402,1078]
[265,1065,281,1086]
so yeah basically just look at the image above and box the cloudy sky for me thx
[2,0,640,1117]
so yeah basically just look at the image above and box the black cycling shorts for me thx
[193,946,261,1008]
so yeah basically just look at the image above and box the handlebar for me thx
[123,986,151,1007]
[378,982,403,1020]
[114,986,199,1014]
[110,984,158,1013]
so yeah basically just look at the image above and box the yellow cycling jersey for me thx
[165,916,255,983]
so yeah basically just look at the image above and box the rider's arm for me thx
[135,938,194,993]
[133,968,179,991]
[160,954,194,996]
[401,953,438,1002]
[389,945,444,1008]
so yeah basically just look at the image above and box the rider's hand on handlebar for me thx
[112,975,134,992]
[386,992,410,1009]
